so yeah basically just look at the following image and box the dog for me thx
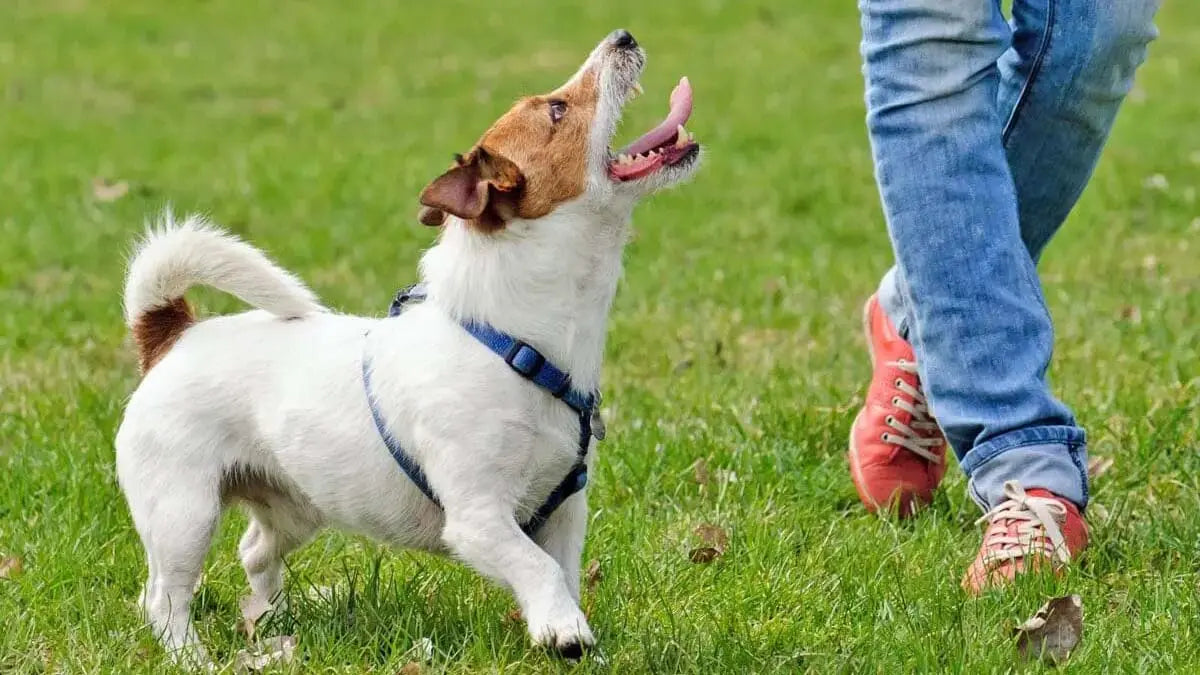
[115,29,700,666]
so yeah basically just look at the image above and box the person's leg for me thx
[999,0,1160,260]
[868,0,1159,512]
[960,0,1161,510]
[860,0,1084,513]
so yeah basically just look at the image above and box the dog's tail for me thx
[124,212,324,372]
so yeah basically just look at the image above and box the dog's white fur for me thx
[115,31,697,666]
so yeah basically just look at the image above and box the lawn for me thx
[2,0,1199,672]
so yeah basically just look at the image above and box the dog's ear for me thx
[417,205,447,226]
[418,148,523,228]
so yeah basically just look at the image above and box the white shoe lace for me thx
[975,481,1070,566]
[879,359,943,463]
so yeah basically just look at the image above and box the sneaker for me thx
[962,481,1088,593]
[848,295,947,516]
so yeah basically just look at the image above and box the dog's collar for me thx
[369,283,601,535]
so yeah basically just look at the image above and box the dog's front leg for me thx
[532,490,588,603]
[441,500,594,657]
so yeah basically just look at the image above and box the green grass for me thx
[2,0,1199,672]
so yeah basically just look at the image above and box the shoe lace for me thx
[975,481,1070,566]
[879,359,943,463]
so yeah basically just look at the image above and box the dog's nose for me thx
[610,29,637,49]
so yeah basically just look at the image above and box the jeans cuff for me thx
[962,426,1089,511]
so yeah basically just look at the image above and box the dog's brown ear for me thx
[418,148,523,227]
[417,205,447,226]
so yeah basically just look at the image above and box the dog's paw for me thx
[528,605,595,658]
[555,640,585,660]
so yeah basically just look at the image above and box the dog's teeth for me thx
[617,153,632,165]
[646,149,658,158]
[676,125,689,148]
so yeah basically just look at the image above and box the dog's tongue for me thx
[619,76,693,158]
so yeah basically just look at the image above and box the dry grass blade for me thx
[1087,456,1114,480]
[1014,595,1083,664]
[585,558,602,591]
[692,458,711,486]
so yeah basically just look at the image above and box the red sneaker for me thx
[848,295,947,516]
[962,481,1088,594]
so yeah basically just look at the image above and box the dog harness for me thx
[361,284,602,537]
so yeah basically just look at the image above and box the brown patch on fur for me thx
[220,463,282,508]
[420,69,599,231]
[132,297,194,373]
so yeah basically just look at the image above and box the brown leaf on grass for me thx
[238,594,274,639]
[694,523,729,552]
[0,556,23,579]
[234,635,296,672]
[92,177,129,202]
[503,608,523,624]
[692,458,711,486]
[1087,455,1114,480]
[1014,595,1083,664]
[1118,306,1142,324]
[689,523,730,563]
[397,663,424,675]
[585,559,602,592]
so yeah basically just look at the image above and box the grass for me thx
[2,0,1199,672]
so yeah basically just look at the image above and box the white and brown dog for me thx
[115,30,699,665]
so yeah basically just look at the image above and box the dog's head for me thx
[418,29,700,230]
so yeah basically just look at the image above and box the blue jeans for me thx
[861,0,1159,510]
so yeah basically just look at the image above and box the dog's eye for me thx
[548,99,568,123]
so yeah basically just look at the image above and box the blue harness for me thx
[362,284,601,537]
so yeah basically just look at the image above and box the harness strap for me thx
[521,463,589,536]
[365,285,598,536]
[362,355,441,507]
[461,321,594,416]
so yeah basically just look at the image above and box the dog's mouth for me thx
[608,76,698,182]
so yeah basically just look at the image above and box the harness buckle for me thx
[504,341,546,378]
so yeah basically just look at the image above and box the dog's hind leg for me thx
[238,502,316,616]
[442,501,594,657]
[128,477,221,668]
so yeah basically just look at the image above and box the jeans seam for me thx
[961,433,1085,475]
[1068,446,1089,507]
[1001,0,1056,144]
